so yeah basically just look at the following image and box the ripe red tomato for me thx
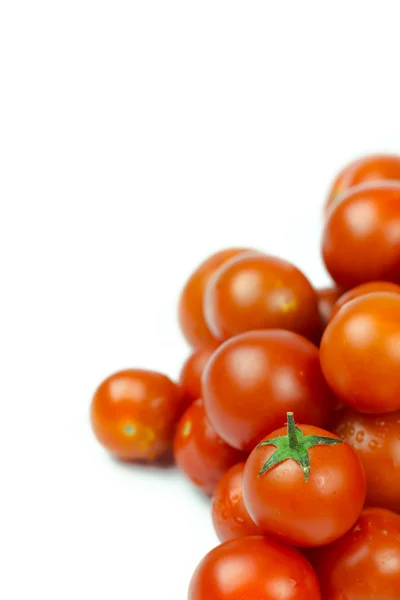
[178,248,249,348]
[311,508,400,599]
[325,153,400,214]
[91,369,184,461]
[204,253,320,341]
[332,407,400,513]
[242,414,366,547]
[188,536,321,600]
[322,182,400,287]
[316,285,345,329]
[173,399,245,495]
[211,462,263,542]
[203,329,334,452]
[179,346,218,407]
[320,292,400,413]
[329,280,400,321]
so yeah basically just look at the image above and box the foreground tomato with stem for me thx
[188,535,321,600]
[91,369,185,461]
[321,292,400,413]
[311,508,400,599]
[243,412,366,547]
[173,399,245,495]
[203,329,334,452]
[329,280,400,322]
[211,462,263,542]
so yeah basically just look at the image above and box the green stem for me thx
[286,412,298,450]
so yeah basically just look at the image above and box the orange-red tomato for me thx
[203,330,334,452]
[316,285,344,328]
[322,182,400,287]
[311,508,400,599]
[320,292,400,413]
[188,536,321,600]
[330,280,400,321]
[178,248,249,348]
[332,408,400,513]
[325,153,400,214]
[91,369,185,461]
[179,346,218,407]
[243,418,366,547]
[211,462,263,542]
[204,253,320,341]
[173,399,245,495]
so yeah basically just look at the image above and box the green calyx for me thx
[256,412,343,482]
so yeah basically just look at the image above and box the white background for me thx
[1,2,400,599]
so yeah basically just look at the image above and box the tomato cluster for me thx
[91,153,400,599]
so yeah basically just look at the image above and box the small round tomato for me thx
[320,292,400,413]
[188,536,321,600]
[316,285,345,329]
[204,253,320,341]
[243,413,366,547]
[332,408,400,513]
[173,399,245,495]
[325,153,400,214]
[178,248,249,348]
[203,329,334,452]
[311,508,400,599]
[211,462,263,542]
[322,182,400,287]
[91,369,184,461]
[330,280,400,321]
[179,346,218,407]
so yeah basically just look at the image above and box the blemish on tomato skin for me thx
[182,420,192,437]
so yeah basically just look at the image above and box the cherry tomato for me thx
[91,369,184,461]
[325,153,400,214]
[322,182,400,287]
[320,292,400,413]
[332,407,400,513]
[311,508,400,599]
[330,280,400,321]
[242,413,366,547]
[211,462,263,542]
[179,346,218,407]
[178,248,249,348]
[204,253,320,341]
[188,536,321,600]
[173,399,245,495]
[316,285,344,329]
[203,329,334,452]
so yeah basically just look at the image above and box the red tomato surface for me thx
[211,462,263,542]
[332,407,400,513]
[316,285,344,329]
[173,399,245,495]
[179,346,218,407]
[178,248,249,348]
[320,292,400,413]
[243,421,366,547]
[188,536,321,600]
[329,280,400,321]
[322,182,400,287]
[204,253,320,341]
[91,369,184,461]
[311,508,400,599]
[203,329,334,452]
[325,153,400,214]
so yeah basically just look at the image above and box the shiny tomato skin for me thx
[91,369,185,461]
[173,399,245,495]
[211,462,263,542]
[204,253,320,342]
[188,536,321,600]
[243,424,366,547]
[320,292,400,413]
[179,346,218,407]
[316,285,345,328]
[311,508,400,599]
[322,182,400,288]
[330,280,400,321]
[203,330,334,452]
[332,408,400,513]
[178,248,249,348]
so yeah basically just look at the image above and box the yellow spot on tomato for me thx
[280,298,297,313]
[122,421,156,450]
[123,423,137,437]
[182,421,192,437]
